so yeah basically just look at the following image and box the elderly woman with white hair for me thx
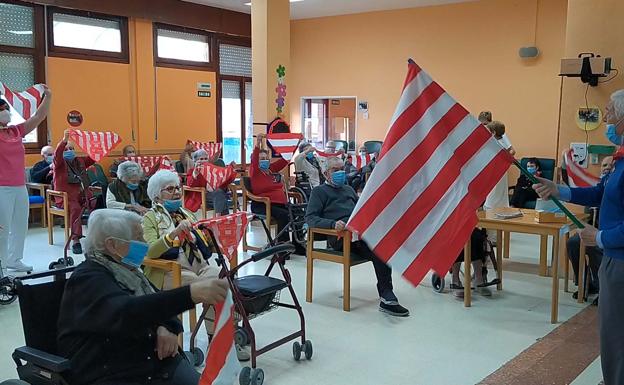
[533,89,624,385]
[57,209,229,385]
[106,160,151,215]
[184,149,233,216]
[142,169,250,361]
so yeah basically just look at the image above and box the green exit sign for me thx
[197,91,211,97]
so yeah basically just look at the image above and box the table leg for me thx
[551,234,560,324]
[464,240,472,307]
[564,232,570,293]
[578,239,586,304]
[496,236,503,291]
[540,235,549,277]
[503,231,510,259]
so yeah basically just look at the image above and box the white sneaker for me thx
[236,344,250,361]
[6,262,33,273]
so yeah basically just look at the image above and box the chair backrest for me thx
[174,160,185,174]
[520,157,556,181]
[363,140,382,154]
[242,176,253,194]
[333,140,349,152]
[87,164,109,188]
[213,158,226,167]
[25,167,33,183]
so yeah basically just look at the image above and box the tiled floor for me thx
[0,224,604,384]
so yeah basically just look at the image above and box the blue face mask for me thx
[606,124,623,145]
[63,150,75,161]
[126,182,139,191]
[120,240,149,268]
[306,152,314,160]
[163,199,182,212]
[331,170,346,185]
[527,166,537,174]
[259,159,270,170]
[45,155,53,164]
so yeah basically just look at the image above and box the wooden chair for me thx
[142,259,197,348]
[182,185,208,219]
[240,176,278,252]
[46,190,69,246]
[26,182,50,227]
[306,228,369,311]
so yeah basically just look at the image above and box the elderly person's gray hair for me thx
[325,156,344,170]
[298,141,311,152]
[192,149,209,162]
[117,161,143,182]
[147,169,180,201]
[84,209,142,255]
[610,90,624,120]
[40,145,53,155]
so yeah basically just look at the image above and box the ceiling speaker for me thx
[519,46,540,58]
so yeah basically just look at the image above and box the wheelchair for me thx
[3,267,75,385]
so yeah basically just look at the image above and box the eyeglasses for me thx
[160,185,181,194]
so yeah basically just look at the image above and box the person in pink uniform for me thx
[53,129,95,255]
[0,85,52,273]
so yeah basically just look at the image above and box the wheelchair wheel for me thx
[292,341,302,361]
[431,273,445,293]
[303,340,313,360]
[250,368,264,385]
[239,367,251,385]
[0,279,17,305]
[0,380,31,385]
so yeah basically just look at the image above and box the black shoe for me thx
[379,299,410,317]
[592,296,599,306]
[72,242,83,255]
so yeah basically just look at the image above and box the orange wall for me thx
[26,18,218,168]
[558,0,624,175]
[290,0,568,170]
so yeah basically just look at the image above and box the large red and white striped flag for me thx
[0,83,45,120]
[68,129,121,162]
[347,60,513,286]
[563,149,600,187]
[196,163,237,192]
[124,156,173,174]
[199,290,240,385]
[189,140,223,158]
[266,132,303,161]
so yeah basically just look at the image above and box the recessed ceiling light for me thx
[245,0,303,5]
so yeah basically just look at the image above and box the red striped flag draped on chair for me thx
[124,156,173,174]
[199,289,240,385]
[68,129,121,162]
[188,140,223,158]
[347,153,374,169]
[346,59,513,286]
[562,149,600,187]
[196,163,237,192]
[266,132,303,161]
[0,83,45,120]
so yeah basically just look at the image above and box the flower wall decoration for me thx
[275,64,287,115]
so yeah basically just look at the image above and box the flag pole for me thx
[512,159,584,228]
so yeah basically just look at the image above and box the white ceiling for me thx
[183,0,475,20]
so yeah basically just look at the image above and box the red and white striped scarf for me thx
[563,149,600,187]
[0,83,45,120]
[196,163,237,192]
[188,140,223,158]
[68,129,121,162]
[124,156,173,174]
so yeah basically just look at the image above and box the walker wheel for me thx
[191,347,204,367]
[431,273,445,293]
[292,341,302,361]
[66,257,75,266]
[235,328,249,346]
[250,368,264,385]
[49,261,58,270]
[239,367,251,385]
[303,340,313,360]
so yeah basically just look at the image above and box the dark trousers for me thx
[208,188,229,215]
[251,202,291,243]
[510,187,538,208]
[68,198,84,241]
[566,234,602,291]
[599,256,624,385]
[332,240,393,297]
[99,355,199,385]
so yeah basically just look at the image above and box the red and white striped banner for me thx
[347,60,513,286]
[266,132,303,161]
[563,149,600,187]
[195,212,253,261]
[188,140,223,158]
[0,83,45,120]
[199,290,240,385]
[68,129,121,162]
[316,150,342,158]
[124,156,173,174]
[196,163,237,192]
[348,153,374,169]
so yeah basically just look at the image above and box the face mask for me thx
[605,124,623,145]
[306,152,314,160]
[63,150,75,161]
[259,159,270,170]
[45,155,53,164]
[331,170,346,185]
[0,109,11,126]
[527,166,537,174]
[163,199,182,212]
[120,240,149,268]
[126,182,139,191]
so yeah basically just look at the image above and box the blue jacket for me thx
[569,158,624,260]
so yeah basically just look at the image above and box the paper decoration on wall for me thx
[124,156,174,174]
[196,162,237,192]
[68,129,121,162]
[275,64,287,115]
[0,82,45,120]
[266,132,303,161]
[188,140,223,158]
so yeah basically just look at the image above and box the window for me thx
[0,0,46,149]
[154,24,214,70]
[47,8,129,63]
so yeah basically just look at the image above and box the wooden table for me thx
[464,209,586,324]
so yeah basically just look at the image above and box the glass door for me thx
[220,79,252,165]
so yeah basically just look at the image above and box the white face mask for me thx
[0,110,11,127]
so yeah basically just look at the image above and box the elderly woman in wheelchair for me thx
[52,209,228,385]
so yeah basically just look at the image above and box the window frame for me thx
[47,7,129,64]
[153,22,216,71]
[0,0,47,152]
